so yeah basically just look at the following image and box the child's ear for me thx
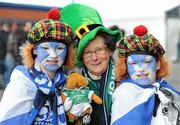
[33,47,37,55]
[156,60,161,70]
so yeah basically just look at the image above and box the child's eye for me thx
[131,62,136,65]
[42,47,49,50]
[57,47,65,50]
[145,60,151,63]
[129,62,136,65]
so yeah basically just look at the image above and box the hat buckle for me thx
[75,24,90,40]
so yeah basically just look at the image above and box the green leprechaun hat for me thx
[59,3,122,66]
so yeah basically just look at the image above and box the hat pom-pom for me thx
[133,25,148,36]
[46,8,60,20]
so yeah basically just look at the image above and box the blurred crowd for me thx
[0,20,33,89]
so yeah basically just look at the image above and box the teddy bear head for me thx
[65,72,89,89]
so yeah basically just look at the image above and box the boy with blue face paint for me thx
[35,42,67,73]
[0,8,75,125]
[126,54,158,86]
[111,25,180,125]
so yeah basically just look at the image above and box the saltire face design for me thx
[36,41,67,72]
[127,54,157,86]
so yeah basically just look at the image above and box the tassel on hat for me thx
[46,8,60,20]
[133,25,148,36]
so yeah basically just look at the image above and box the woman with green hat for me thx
[0,8,75,125]
[52,3,122,125]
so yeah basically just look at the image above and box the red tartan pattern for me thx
[27,19,74,45]
[117,33,165,58]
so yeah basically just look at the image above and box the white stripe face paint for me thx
[127,54,157,85]
[36,41,67,72]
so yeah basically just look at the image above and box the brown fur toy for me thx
[61,72,102,124]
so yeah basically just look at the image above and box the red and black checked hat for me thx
[117,25,165,58]
[27,8,74,45]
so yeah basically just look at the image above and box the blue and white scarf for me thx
[111,78,180,125]
[29,67,67,125]
[0,65,67,125]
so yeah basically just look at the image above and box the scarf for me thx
[111,78,180,125]
[28,67,67,125]
[82,60,115,124]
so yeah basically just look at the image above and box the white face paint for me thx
[36,41,67,72]
[127,54,158,85]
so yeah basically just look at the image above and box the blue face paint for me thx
[36,41,67,72]
[127,54,157,85]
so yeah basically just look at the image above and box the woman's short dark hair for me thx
[96,32,116,52]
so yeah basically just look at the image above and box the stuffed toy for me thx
[61,72,102,124]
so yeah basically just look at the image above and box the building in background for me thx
[0,2,60,23]
[166,5,180,62]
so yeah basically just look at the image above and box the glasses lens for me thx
[95,48,106,55]
[83,51,91,58]
[83,47,107,58]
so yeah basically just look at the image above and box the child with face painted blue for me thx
[111,25,180,125]
[0,8,75,125]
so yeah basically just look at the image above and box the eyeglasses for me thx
[83,47,108,58]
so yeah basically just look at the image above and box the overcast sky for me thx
[0,0,180,20]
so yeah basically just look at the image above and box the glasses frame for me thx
[82,46,108,59]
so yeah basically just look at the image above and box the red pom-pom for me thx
[46,8,60,20]
[133,25,148,36]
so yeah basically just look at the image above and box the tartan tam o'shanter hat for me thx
[57,3,122,66]
[27,8,74,45]
[117,25,165,58]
